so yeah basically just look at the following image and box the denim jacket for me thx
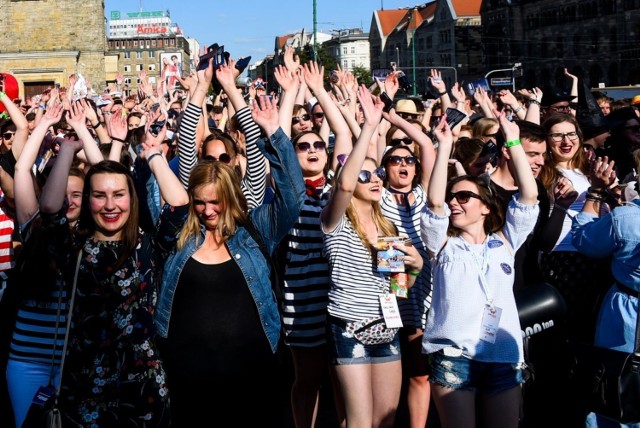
[154,128,305,352]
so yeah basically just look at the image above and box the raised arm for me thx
[426,117,454,215]
[273,64,300,137]
[321,85,383,231]
[14,103,64,224]
[39,137,83,215]
[65,100,103,166]
[0,91,29,160]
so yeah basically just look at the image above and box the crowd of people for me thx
[0,45,639,428]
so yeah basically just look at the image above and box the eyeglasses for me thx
[386,155,417,166]
[312,112,325,119]
[624,125,640,132]
[292,114,311,125]
[203,153,232,164]
[390,137,413,146]
[550,104,571,113]
[445,190,483,204]
[358,167,386,183]
[1,132,15,140]
[398,112,418,120]
[295,140,326,152]
[548,131,579,142]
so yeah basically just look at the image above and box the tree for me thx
[352,65,373,88]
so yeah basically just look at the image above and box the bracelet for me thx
[505,139,521,148]
[111,137,126,143]
[91,122,102,129]
[38,104,46,110]
[438,91,447,96]
[528,99,541,106]
[586,193,604,202]
[146,152,163,163]
[513,105,523,114]
[408,270,421,277]
[587,187,605,194]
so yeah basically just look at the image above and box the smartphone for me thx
[235,56,252,72]
[380,92,394,113]
[150,103,160,113]
[465,78,491,97]
[445,107,467,129]
[149,120,166,137]
[197,43,226,71]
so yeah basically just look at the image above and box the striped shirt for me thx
[178,104,266,209]
[281,184,331,347]
[323,215,389,321]
[380,185,432,329]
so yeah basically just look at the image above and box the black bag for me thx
[568,283,640,424]
[22,389,61,428]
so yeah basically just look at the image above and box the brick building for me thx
[0,0,106,101]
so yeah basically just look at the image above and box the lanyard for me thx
[465,237,494,311]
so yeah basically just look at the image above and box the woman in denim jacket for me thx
[154,59,305,426]
[572,156,640,428]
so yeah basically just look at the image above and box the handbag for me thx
[568,284,640,424]
[348,317,399,345]
[22,252,82,428]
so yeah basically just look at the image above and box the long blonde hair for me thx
[177,160,248,250]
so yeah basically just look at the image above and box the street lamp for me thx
[410,8,417,96]
[395,47,399,67]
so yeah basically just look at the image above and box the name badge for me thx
[380,294,403,328]
[480,304,502,344]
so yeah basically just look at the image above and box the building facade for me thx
[323,29,371,72]
[481,0,640,91]
[0,0,106,101]
[106,9,191,95]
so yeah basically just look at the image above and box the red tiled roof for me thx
[375,9,407,36]
[276,35,293,49]
[451,0,481,16]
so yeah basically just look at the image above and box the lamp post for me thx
[410,8,417,96]
[395,47,399,67]
[312,0,318,61]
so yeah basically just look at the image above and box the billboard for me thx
[159,53,182,96]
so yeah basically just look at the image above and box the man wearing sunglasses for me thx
[541,92,575,121]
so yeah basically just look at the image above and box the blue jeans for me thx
[327,318,401,365]
[6,359,60,428]
[428,350,523,394]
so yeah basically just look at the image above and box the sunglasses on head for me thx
[445,190,482,204]
[292,114,311,125]
[203,153,232,164]
[295,140,326,152]
[2,132,15,140]
[390,137,413,146]
[358,167,386,184]
[386,155,417,166]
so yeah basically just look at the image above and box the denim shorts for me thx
[428,350,524,394]
[327,317,401,365]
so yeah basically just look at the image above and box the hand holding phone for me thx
[380,92,394,113]
[444,107,467,129]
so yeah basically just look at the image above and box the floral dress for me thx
[42,205,187,428]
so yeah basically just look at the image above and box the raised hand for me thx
[429,69,446,94]
[273,65,299,94]
[251,95,279,137]
[356,85,383,126]
[283,45,301,74]
[302,61,325,95]
[66,100,87,131]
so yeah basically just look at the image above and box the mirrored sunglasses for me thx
[292,114,311,125]
[386,155,417,166]
[358,167,386,183]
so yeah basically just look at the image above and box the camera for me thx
[329,71,339,84]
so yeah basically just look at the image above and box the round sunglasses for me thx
[203,153,232,164]
[358,167,386,183]
[292,114,311,125]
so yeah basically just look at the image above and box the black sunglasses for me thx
[203,153,232,164]
[295,140,326,152]
[358,167,386,183]
[1,132,15,140]
[292,114,311,125]
[312,112,325,119]
[386,155,417,166]
[445,190,482,204]
[390,137,413,146]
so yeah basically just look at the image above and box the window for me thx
[134,40,138,46]
[148,77,157,84]
[124,51,131,59]
[124,65,131,72]
[351,60,355,68]
[351,47,355,54]
[124,78,132,84]
[148,51,155,59]
[137,51,143,59]
[343,47,347,55]
[136,64,143,71]
[148,64,156,71]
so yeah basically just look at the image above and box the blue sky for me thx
[104,0,418,63]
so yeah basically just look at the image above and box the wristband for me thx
[587,187,605,194]
[146,152,163,164]
[505,139,521,148]
[586,193,604,202]
[438,91,447,96]
[111,137,126,143]
[91,122,102,129]
[528,99,541,106]
[38,104,46,110]
[513,105,523,114]
[408,270,421,277]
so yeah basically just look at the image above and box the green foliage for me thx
[352,65,373,88]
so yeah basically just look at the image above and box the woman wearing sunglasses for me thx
[378,106,436,427]
[421,113,539,428]
[291,104,313,136]
[322,86,424,427]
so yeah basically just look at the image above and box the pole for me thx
[313,0,318,62]
[396,47,399,67]
[411,9,416,96]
